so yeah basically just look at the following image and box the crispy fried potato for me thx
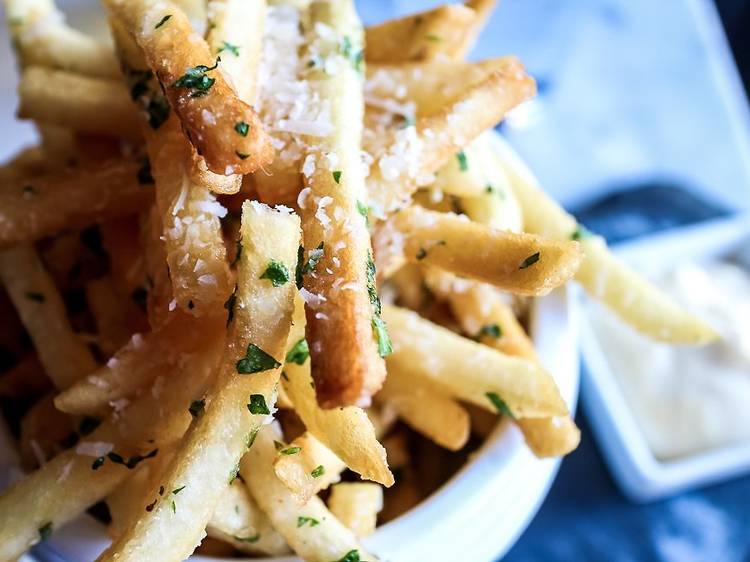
[273,431,347,503]
[241,423,372,562]
[374,206,582,295]
[383,304,568,418]
[493,134,717,344]
[97,201,298,562]
[364,3,477,63]
[105,0,273,175]
[0,158,153,249]
[328,482,383,538]
[86,277,134,356]
[297,0,387,408]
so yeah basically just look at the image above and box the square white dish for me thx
[580,212,750,502]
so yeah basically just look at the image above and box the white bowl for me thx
[2,282,579,562]
[580,213,750,502]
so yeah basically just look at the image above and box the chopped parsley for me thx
[154,14,172,29]
[246,429,259,449]
[571,224,593,241]
[415,248,427,260]
[486,392,515,418]
[295,246,305,288]
[146,499,157,512]
[137,157,154,184]
[171,58,220,97]
[301,242,324,275]
[218,41,240,56]
[259,260,290,287]
[332,170,342,184]
[127,68,170,129]
[235,150,249,160]
[456,150,469,171]
[233,533,260,543]
[229,462,240,484]
[474,324,502,340]
[92,457,105,470]
[189,399,205,417]
[311,465,325,478]
[425,34,441,42]
[234,121,249,136]
[105,448,159,469]
[236,343,281,374]
[356,200,369,225]
[247,394,270,415]
[37,521,53,542]
[340,35,364,73]
[297,516,320,528]
[365,252,381,316]
[172,486,186,495]
[285,338,309,365]
[158,486,165,496]
[336,550,361,562]
[224,288,237,325]
[280,446,301,455]
[519,252,540,269]
[25,291,45,302]
[372,317,393,358]
[78,416,101,436]
[171,500,176,513]
[232,239,243,266]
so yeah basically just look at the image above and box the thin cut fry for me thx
[104,0,273,175]
[0,244,97,389]
[454,0,498,59]
[273,431,347,503]
[0,158,153,249]
[297,0,387,408]
[494,136,717,344]
[86,276,134,356]
[328,482,383,538]
[364,3,477,63]
[374,206,582,295]
[383,304,568,418]
[97,201,298,562]
[241,423,373,562]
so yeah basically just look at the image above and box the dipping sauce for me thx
[590,260,750,460]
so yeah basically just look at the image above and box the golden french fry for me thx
[273,431,347,503]
[374,206,582,295]
[364,3,477,63]
[494,136,717,344]
[241,423,373,562]
[0,158,153,249]
[18,67,141,140]
[0,244,97,389]
[367,63,536,214]
[328,482,383,538]
[377,369,470,451]
[453,0,498,59]
[85,277,133,357]
[383,304,568,418]
[97,201,299,562]
[104,0,273,175]
[4,0,119,77]
[19,393,75,470]
[296,0,387,408]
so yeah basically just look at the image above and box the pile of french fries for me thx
[0,0,717,560]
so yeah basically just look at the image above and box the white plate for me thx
[581,213,750,503]
[10,282,578,562]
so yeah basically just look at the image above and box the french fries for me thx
[328,482,383,538]
[97,201,298,561]
[297,0,387,408]
[104,0,273,175]
[374,206,582,295]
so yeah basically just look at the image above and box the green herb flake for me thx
[158,485,165,496]
[189,399,205,417]
[155,14,172,29]
[340,36,364,73]
[25,291,45,302]
[475,324,502,340]
[332,170,342,184]
[274,440,284,451]
[218,41,240,56]
[297,516,320,528]
[372,317,393,358]
[571,224,593,241]
[301,242,324,275]
[38,522,53,541]
[171,58,220,97]
[356,200,369,225]
[247,394,270,415]
[78,416,101,436]
[425,34,441,42]
[234,121,249,136]
[486,391,515,418]
[519,252,540,269]
[236,343,281,374]
[92,456,105,470]
[233,533,260,543]
[106,448,158,469]
[224,289,237,325]
[365,252,381,315]
[295,245,305,288]
[280,446,301,455]
[336,550,361,562]
[415,248,427,260]
[311,465,325,478]
[172,485,186,495]
[246,429,259,449]
[146,498,157,512]
[232,239,243,266]
[259,259,290,287]
[235,151,249,160]
[285,338,310,365]
[229,462,240,484]
[456,150,469,171]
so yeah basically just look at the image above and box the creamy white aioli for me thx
[591,260,750,460]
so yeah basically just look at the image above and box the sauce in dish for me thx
[590,260,750,460]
